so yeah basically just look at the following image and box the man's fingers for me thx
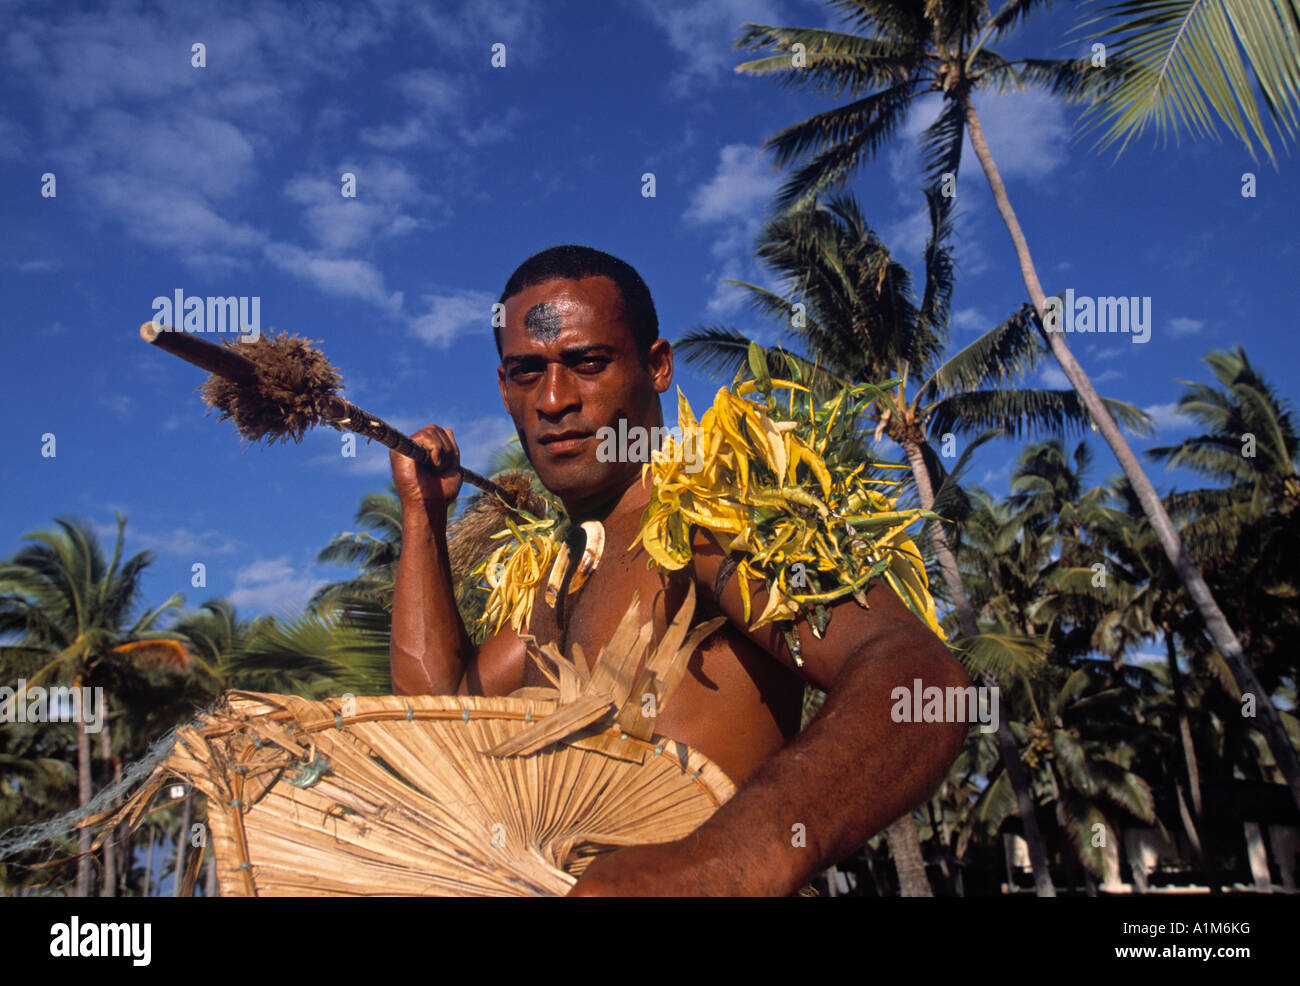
[407,425,458,472]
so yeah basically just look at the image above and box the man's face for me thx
[497,275,671,515]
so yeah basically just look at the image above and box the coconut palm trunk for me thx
[902,439,1057,897]
[74,678,92,898]
[1164,629,1222,892]
[142,828,155,896]
[886,815,932,896]
[205,846,218,897]
[173,796,192,896]
[99,723,116,897]
[958,93,1300,812]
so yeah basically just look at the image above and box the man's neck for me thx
[561,470,651,528]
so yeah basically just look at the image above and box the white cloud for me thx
[1168,316,1205,337]
[459,108,523,147]
[263,243,403,312]
[17,259,62,273]
[411,0,544,41]
[395,69,462,112]
[0,4,438,292]
[952,307,986,333]
[227,557,325,616]
[132,527,238,557]
[409,289,497,347]
[360,64,515,150]
[879,88,1063,279]
[1039,364,1071,389]
[966,89,1071,181]
[81,109,257,199]
[98,394,134,417]
[685,144,780,223]
[884,205,933,257]
[683,144,781,314]
[83,171,265,258]
[1143,402,1196,434]
[1,3,526,322]
[628,0,787,95]
[360,116,428,150]
[284,160,427,250]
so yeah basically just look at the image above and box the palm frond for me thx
[733,24,924,98]
[926,302,1042,394]
[1077,0,1300,164]
[764,83,921,209]
[929,388,1153,439]
[918,95,966,190]
[949,629,1049,679]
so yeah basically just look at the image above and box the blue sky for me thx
[2,0,1296,624]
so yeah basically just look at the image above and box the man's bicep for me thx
[689,528,949,691]
[458,624,527,697]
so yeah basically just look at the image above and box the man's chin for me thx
[535,460,638,509]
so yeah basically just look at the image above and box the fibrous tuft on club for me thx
[199,332,343,444]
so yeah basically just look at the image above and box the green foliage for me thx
[1077,0,1300,165]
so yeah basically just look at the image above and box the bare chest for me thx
[522,531,678,680]
[516,526,804,783]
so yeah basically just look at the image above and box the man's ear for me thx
[647,338,673,395]
[497,364,510,413]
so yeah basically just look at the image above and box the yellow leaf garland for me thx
[631,381,946,641]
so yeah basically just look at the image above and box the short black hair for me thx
[496,244,659,359]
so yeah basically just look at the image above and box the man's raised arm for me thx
[388,424,474,696]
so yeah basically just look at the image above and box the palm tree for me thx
[314,452,548,656]
[734,0,1300,811]
[1032,661,1159,891]
[1073,481,1224,887]
[310,487,403,611]
[949,488,1059,887]
[1146,346,1299,664]
[1078,0,1300,166]
[1144,346,1300,792]
[0,514,183,895]
[953,483,1161,892]
[678,190,1150,894]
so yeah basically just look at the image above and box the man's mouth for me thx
[537,430,590,456]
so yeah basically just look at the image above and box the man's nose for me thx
[537,363,580,417]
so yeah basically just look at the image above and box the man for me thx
[390,244,969,896]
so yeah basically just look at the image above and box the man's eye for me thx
[574,358,608,372]
[509,367,542,383]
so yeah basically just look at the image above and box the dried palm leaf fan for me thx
[89,585,731,896]
[138,322,544,518]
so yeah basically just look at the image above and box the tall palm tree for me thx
[734,0,1300,811]
[680,190,1148,894]
[0,514,183,895]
